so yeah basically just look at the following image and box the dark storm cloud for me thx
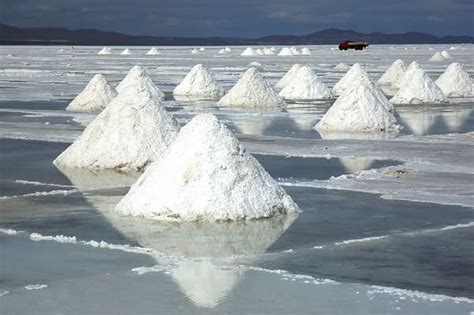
[1,0,473,36]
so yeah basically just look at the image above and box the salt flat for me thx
[0,44,473,314]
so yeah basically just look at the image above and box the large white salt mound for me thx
[377,59,406,88]
[301,47,311,55]
[146,47,160,55]
[278,47,294,56]
[334,63,350,71]
[54,85,180,171]
[391,64,446,104]
[116,65,165,100]
[173,64,224,100]
[279,65,333,100]
[315,80,399,132]
[435,62,473,97]
[66,74,117,113]
[115,114,299,221]
[217,68,284,108]
[332,63,371,96]
[441,50,452,59]
[429,52,446,62]
[98,47,112,55]
[241,47,257,56]
[275,64,302,90]
[120,48,132,55]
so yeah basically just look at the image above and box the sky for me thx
[1,0,473,37]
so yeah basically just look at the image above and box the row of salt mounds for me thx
[66,74,117,113]
[98,47,112,55]
[275,64,302,90]
[115,114,299,221]
[116,65,165,100]
[429,50,452,62]
[120,48,132,55]
[377,59,406,88]
[218,46,233,55]
[54,85,180,171]
[315,79,399,132]
[279,65,332,100]
[146,47,161,55]
[241,47,258,56]
[390,62,446,104]
[333,63,371,96]
[217,68,284,107]
[435,63,473,97]
[173,64,225,100]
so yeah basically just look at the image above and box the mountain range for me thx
[1,23,472,45]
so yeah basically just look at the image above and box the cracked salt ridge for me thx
[24,284,48,290]
[14,179,73,188]
[0,189,79,200]
[367,286,474,304]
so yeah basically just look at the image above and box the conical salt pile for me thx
[332,63,371,96]
[435,62,473,97]
[115,114,299,221]
[391,63,446,104]
[256,48,264,55]
[218,49,227,55]
[315,80,399,132]
[199,47,206,51]
[263,48,275,55]
[146,47,160,55]
[334,63,349,71]
[54,85,180,171]
[275,64,302,90]
[279,65,333,100]
[377,59,406,88]
[278,47,294,56]
[98,47,112,55]
[173,64,224,100]
[429,52,446,62]
[290,47,300,55]
[241,47,257,56]
[224,46,232,52]
[301,47,311,55]
[116,65,165,100]
[217,68,284,107]
[441,51,452,59]
[120,48,132,55]
[66,74,117,113]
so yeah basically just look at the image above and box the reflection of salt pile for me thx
[241,47,257,56]
[397,110,437,136]
[301,47,311,55]
[217,68,284,107]
[146,47,160,55]
[429,52,446,62]
[278,47,294,56]
[332,63,371,96]
[275,64,302,89]
[442,107,472,130]
[441,51,452,59]
[435,63,473,97]
[173,64,224,100]
[116,65,165,100]
[339,157,374,174]
[120,48,132,55]
[334,63,350,71]
[66,74,117,113]
[54,85,180,171]
[316,80,399,132]
[98,47,112,55]
[236,117,270,135]
[377,59,406,88]
[391,62,446,104]
[116,114,299,221]
[279,65,333,100]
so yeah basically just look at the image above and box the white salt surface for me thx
[217,68,284,108]
[279,65,333,100]
[54,85,180,171]
[115,114,299,221]
[66,74,117,113]
[275,64,302,90]
[435,63,473,97]
[116,65,165,100]
[332,63,372,96]
[173,64,224,100]
[377,59,406,88]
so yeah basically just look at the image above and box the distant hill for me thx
[1,24,472,45]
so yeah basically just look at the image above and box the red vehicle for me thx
[339,41,369,51]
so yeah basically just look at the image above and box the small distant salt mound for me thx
[66,74,117,113]
[248,61,263,69]
[116,65,165,100]
[334,63,350,71]
[391,64,446,104]
[449,46,457,50]
[275,64,302,90]
[377,59,407,88]
[301,47,311,55]
[332,63,371,96]
[58,48,65,53]
[256,48,264,55]
[199,47,206,51]
[279,65,333,100]
[218,49,227,55]
[278,47,294,56]
[146,47,160,55]
[120,48,132,55]
[435,63,473,97]
[429,51,446,62]
[217,68,284,107]
[115,114,299,221]
[191,48,199,54]
[224,46,232,52]
[290,47,300,55]
[241,47,258,56]
[315,80,399,132]
[173,64,224,100]
[98,47,112,55]
[263,48,275,55]
[441,50,452,59]
[54,85,180,171]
